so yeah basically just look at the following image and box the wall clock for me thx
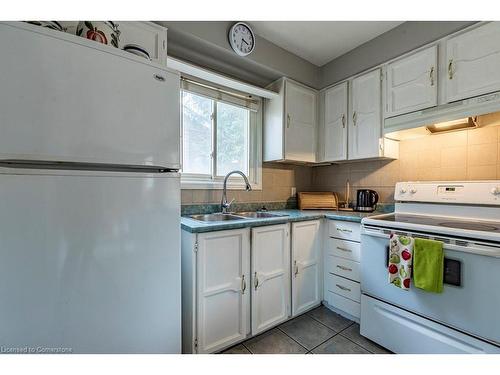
[228,22,255,56]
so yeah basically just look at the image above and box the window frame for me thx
[180,88,262,190]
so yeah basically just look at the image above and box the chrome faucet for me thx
[221,170,252,214]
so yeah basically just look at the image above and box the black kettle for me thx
[355,189,379,212]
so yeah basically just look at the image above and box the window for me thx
[180,81,262,190]
[216,101,249,176]
[181,92,213,175]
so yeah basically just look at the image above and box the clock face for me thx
[229,22,255,56]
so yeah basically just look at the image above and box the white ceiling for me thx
[250,21,404,66]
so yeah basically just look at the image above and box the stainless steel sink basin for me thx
[188,211,288,222]
[188,213,246,222]
[233,211,288,218]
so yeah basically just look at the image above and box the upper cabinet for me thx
[318,71,398,162]
[264,78,318,163]
[319,82,348,162]
[349,69,384,160]
[266,23,500,162]
[446,22,500,103]
[385,46,438,118]
[59,21,168,66]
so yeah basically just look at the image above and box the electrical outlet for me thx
[291,187,296,196]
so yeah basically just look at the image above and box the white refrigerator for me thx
[0,22,181,353]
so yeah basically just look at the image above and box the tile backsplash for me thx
[181,163,312,205]
[312,123,500,203]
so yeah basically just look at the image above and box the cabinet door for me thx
[446,22,500,102]
[349,70,382,160]
[196,229,250,353]
[263,79,286,162]
[292,220,321,316]
[284,80,317,162]
[385,46,438,117]
[0,23,179,169]
[251,224,291,334]
[322,82,348,161]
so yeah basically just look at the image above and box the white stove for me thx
[359,181,500,354]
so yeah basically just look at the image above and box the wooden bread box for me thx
[298,192,338,210]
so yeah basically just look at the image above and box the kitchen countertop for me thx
[181,209,389,233]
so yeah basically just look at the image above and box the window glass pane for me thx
[216,102,249,176]
[182,91,213,175]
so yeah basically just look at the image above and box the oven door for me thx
[361,225,500,347]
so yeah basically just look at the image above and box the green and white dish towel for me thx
[388,234,414,290]
[413,238,444,293]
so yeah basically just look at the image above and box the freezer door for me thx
[0,23,180,169]
[0,170,181,353]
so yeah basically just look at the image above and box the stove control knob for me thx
[410,187,417,194]
[491,187,500,195]
[399,187,407,194]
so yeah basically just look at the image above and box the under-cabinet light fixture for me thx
[426,117,478,134]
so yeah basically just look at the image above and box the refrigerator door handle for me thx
[0,159,178,173]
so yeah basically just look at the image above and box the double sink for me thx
[189,211,288,222]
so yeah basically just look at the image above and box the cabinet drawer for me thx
[327,274,360,302]
[328,220,360,242]
[326,255,360,282]
[327,238,361,262]
[326,291,360,319]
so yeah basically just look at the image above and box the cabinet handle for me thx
[429,66,435,86]
[448,59,454,80]
[294,260,299,277]
[241,275,246,294]
[336,246,352,253]
[341,114,346,128]
[352,112,357,126]
[336,284,351,292]
[336,228,352,233]
[254,272,259,290]
[336,265,353,272]
[287,114,291,128]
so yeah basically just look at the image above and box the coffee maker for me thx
[355,189,379,212]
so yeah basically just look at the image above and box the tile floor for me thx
[221,305,392,354]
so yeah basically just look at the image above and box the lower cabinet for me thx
[251,224,291,334]
[196,228,251,354]
[181,219,326,353]
[182,224,294,353]
[291,220,322,316]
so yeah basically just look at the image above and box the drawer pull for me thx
[336,228,352,233]
[336,265,352,272]
[336,284,351,292]
[336,246,352,252]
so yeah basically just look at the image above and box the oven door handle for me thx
[363,226,500,258]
